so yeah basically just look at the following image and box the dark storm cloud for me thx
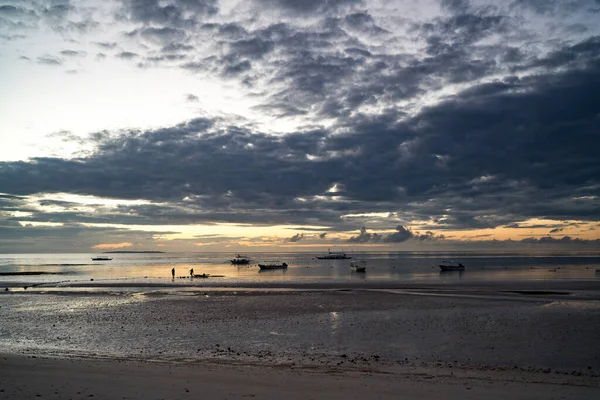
[253,0,363,15]
[0,4,39,36]
[212,22,368,115]
[127,26,188,44]
[185,7,512,120]
[0,221,157,241]
[116,51,139,59]
[346,225,442,244]
[162,43,195,53]
[229,37,275,59]
[42,2,71,20]
[347,227,382,243]
[286,233,304,242]
[0,1,101,41]
[0,221,172,253]
[53,20,99,35]
[37,55,62,65]
[503,222,577,229]
[222,59,252,76]
[416,231,444,241]
[2,39,599,230]
[509,0,561,15]
[92,41,118,50]
[122,0,218,27]
[47,130,87,145]
[182,20,354,88]
[60,49,86,57]
[208,22,248,40]
[344,48,371,57]
[0,5,24,17]
[510,0,600,17]
[420,12,507,57]
[521,236,598,244]
[343,12,388,35]
[0,33,27,41]
[441,0,471,13]
[525,36,600,70]
[382,225,413,243]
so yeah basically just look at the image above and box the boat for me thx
[258,262,288,270]
[439,261,465,271]
[230,254,250,265]
[91,256,112,261]
[350,260,366,273]
[316,248,352,260]
[193,273,225,278]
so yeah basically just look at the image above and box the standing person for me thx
[189,268,194,279]
[171,268,175,279]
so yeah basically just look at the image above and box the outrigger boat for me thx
[258,262,288,270]
[230,254,250,265]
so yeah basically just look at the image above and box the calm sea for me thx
[1,251,599,287]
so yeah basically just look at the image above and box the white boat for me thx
[439,261,465,271]
[316,248,351,259]
[350,260,366,272]
[91,256,112,261]
[258,262,288,270]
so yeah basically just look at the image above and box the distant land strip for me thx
[101,251,166,254]
[0,272,63,276]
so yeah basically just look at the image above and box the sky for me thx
[0,0,599,253]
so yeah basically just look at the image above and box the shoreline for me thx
[3,278,600,306]
[4,275,600,288]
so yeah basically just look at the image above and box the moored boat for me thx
[230,254,250,265]
[316,248,351,260]
[91,256,112,261]
[258,262,288,270]
[350,260,366,272]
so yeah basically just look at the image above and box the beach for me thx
[1,276,600,399]
[3,353,599,400]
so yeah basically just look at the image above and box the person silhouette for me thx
[189,268,194,279]
[171,268,175,279]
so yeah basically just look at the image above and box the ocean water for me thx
[1,251,599,288]
[2,251,600,369]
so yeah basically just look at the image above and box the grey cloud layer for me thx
[1,0,599,245]
[2,43,599,232]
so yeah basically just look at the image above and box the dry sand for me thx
[1,281,600,399]
[2,354,599,400]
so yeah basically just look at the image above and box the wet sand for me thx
[1,280,600,398]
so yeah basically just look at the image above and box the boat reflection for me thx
[258,268,288,274]
[439,270,465,278]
